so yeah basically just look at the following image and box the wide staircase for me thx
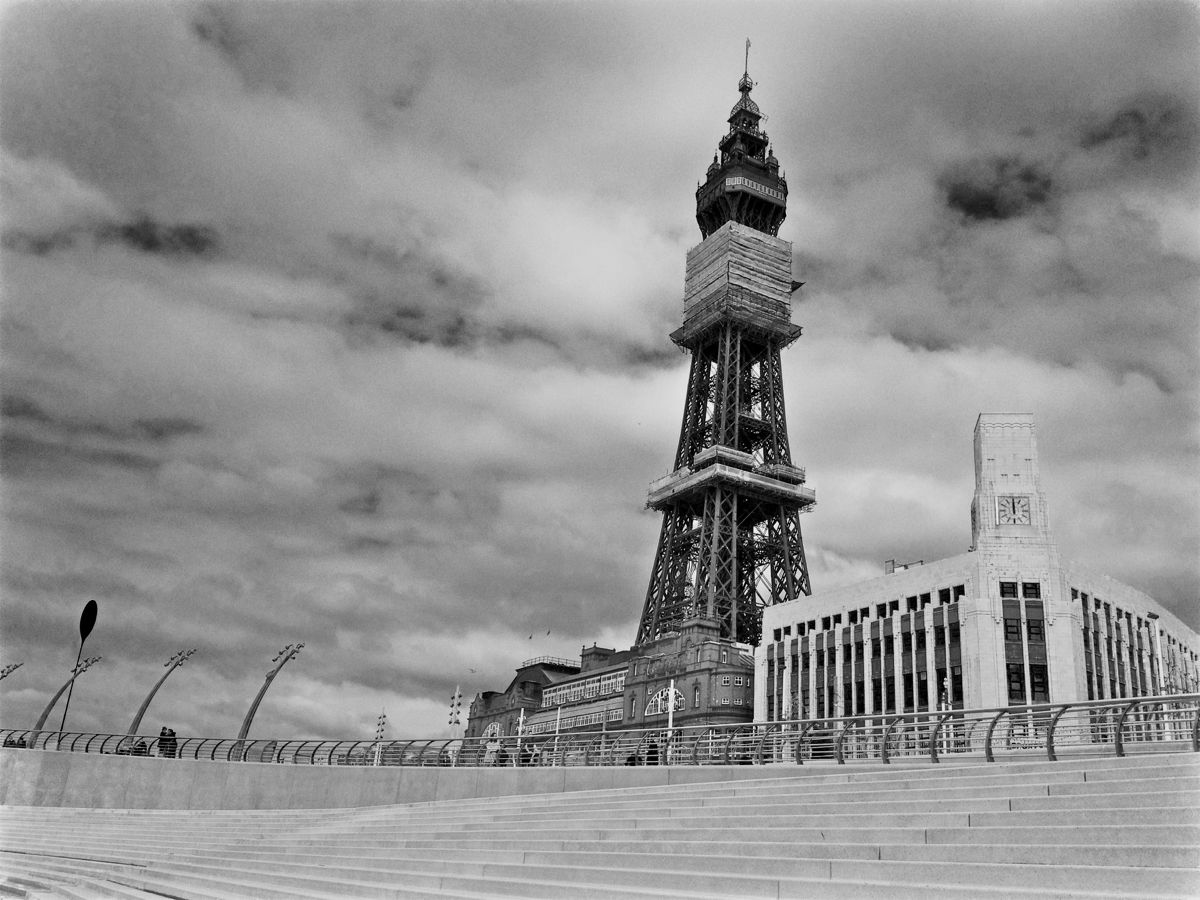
[1,753,1196,900]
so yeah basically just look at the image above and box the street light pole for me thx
[59,601,98,736]
[236,643,304,746]
[127,649,197,736]
[29,656,101,749]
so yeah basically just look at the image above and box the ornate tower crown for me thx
[695,46,788,238]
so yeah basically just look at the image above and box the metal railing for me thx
[3,694,1196,768]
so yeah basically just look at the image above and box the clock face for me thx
[997,495,1031,525]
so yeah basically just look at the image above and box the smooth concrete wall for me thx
[0,748,808,811]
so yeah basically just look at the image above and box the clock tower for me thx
[970,413,1055,551]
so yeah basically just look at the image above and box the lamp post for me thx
[29,656,101,749]
[59,600,98,736]
[236,643,304,748]
[373,710,386,766]
[127,649,197,737]
[448,686,462,738]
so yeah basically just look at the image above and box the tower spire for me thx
[696,48,787,238]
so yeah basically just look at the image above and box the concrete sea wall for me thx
[0,748,806,810]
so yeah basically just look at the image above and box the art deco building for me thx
[755,413,1199,724]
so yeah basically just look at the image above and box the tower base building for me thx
[756,413,1199,724]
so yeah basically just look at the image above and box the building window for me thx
[733,676,743,686]
[1027,618,1045,643]
[644,687,685,716]
[1022,582,1041,599]
[721,675,731,686]
[954,584,966,600]
[1007,664,1026,704]
[721,698,730,705]
[1000,582,1018,598]
[1030,665,1049,703]
[938,588,951,605]
[1004,617,1022,642]
[734,698,743,705]
[693,684,700,708]
[721,650,728,664]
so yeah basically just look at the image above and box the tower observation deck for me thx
[636,57,814,648]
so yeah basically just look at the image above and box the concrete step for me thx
[926,823,1200,846]
[91,855,1184,900]
[4,753,1195,900]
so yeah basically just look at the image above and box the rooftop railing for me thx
[3,693,1195,768]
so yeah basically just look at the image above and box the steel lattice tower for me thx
[636,62,815,649]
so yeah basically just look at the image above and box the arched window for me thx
[644,687,686,716]
[482,722,501,740]
[693,683,701,708]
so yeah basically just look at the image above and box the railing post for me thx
[1192,701,1200,753]
[1046,705,1073,761]
[755,723,778,765]
[792,721,818,765]
[1111,699,1141,758]
[834,719,855,765]
[984,710,1009,763]
[929,713,954,763]
[723,727,739,764]
[881,716,905,764]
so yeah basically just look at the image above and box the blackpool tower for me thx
[636,58,815,649]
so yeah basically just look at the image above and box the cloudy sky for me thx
[1,0,1196,740]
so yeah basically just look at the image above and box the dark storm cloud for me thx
[0,433,154,477]
[3,214,219,259]
[940,155,1054,222]
[101,217,219,257]
[1081,92,1199,169]
[1,394,52,423]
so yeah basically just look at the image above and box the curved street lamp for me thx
[236,643,304,745]
[29,656,101,749]
[59,600,99,735]
[127,649,197,736]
